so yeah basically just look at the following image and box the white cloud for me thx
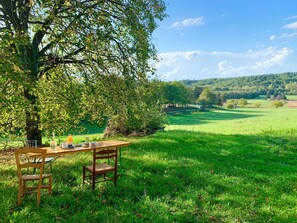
[169,17,204,29]
[279,32,297,38]
[156,47,293,81]
[162,67,180,80]
[217,60,232,74]
[216,60,248,76]
[268,32,297,40]
[252,47,290,69]
[283,21,297,29]
[284,15,297,20]
[269,35,276,40]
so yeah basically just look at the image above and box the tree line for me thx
[182,72,297,98]
[158,72,297,110]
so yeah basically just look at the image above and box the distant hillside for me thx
[181,72,297,97]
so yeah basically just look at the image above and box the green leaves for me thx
[104,79,165,137]
[160,82,191,106]
[0,0,166,141]
[197,88,218,109]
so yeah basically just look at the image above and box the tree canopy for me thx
[0,0,166,145]
[197,88,218,110]
[160,81,190,106]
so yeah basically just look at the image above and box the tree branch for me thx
[0,0,22,31]
[64,46,85,59]
[32,0,64,48]
[28,20,45,25]
[19,0,31,31]
[40,56,87,75]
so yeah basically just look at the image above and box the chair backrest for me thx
[93,148,118,169]
[15,148,46,177]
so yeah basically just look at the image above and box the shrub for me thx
[254,102,261,108]
[104,82,165,137]
[226,99,237,109]
[226,98,248,109]
[104,105,165,137]
[226,103,235,109]
[272,100,285,108]
[238,98,248,107]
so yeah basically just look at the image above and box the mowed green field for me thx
[1,98,297,222]
[166,105,297,135]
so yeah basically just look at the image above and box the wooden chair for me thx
[24,139,54,172]
[15,148,52,207]
[83,147,118,190]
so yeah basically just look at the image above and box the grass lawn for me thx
[166,106,297,135]
[1,99,297,222]
[287,95,297,100]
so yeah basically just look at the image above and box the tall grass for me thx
[1,101,297,222]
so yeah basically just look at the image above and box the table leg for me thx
[118,146,122,174]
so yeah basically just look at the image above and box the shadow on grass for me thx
[167,108,265,126]
[218,107,267,113]
[2,130,297,222]
[122,130,297,221]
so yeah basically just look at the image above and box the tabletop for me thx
[29,140,131,158]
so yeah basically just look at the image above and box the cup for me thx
[61,142,67,149]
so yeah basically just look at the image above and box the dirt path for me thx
[286,100,297,108]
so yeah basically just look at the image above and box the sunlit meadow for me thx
[1,98,297,222]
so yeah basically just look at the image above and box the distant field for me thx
[287,95,297,100]
[166,99,297,135]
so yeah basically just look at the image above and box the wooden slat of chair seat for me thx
[15,148,52,207]
[84,163,115,173]
[83,148,118,190]
[21,173,51,181]
[95,149,117,154]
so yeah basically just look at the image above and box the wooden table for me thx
[35,140,131,157]
[29,140,131,171]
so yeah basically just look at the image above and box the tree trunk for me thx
[24,89,42,146]
[23,35,42,146]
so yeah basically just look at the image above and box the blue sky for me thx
[153,0,297,81]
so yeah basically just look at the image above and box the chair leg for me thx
[37,188,41,208]
[114,172,117,186]
[82,167,85,185]
[92,174,95,190]
[33,158,37,174]
[18,181,22,206]
[22,181,26,194]
[49,176,52,194]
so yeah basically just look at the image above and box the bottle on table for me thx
[50,132,57,150]
[67,134,73,148]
